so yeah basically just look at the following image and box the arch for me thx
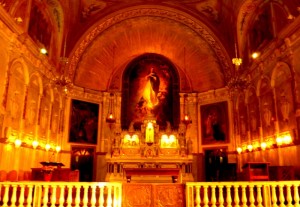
[270,61,292,88]
[69,5,231,87]
[121,53,180,130]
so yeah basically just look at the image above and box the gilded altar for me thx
[105,116,194,183]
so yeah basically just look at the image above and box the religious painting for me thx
[69,100,99,144]
[201,101,229,144]
[125,55,177,130]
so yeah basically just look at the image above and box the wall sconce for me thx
[14,139,22,148]
[55,146,61,153]
[32,140,39,149]
[45,144,51,151]
[106,93,116,124]
[247,144,253,152]
[260,142,267,150]
[236,147,242,154]
[182,94,192,125]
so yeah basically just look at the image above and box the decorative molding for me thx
[69,7,231,81]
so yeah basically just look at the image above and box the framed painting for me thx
[201,101,229,144]
[69,99,99,144]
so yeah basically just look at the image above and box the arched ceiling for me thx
[68,5,234,93]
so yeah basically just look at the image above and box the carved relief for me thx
[156,185,184,207]
[123,184,152,207]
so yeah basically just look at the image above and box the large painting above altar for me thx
[121,53,180,130]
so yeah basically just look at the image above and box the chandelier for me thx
[227,42,250,93]
[51,57,72,94]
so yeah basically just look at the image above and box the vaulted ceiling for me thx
[5,0,300,93]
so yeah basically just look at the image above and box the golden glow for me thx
[261,142,267,150]
[45,144,51,151]
[55,146,61,152]
[232,57,242,66]
[251,52,260,59]
[146,122,154,143]
[32,140,39,149]
[40,48,48,55]
[14,139,22,148]
[160,134,177,148]
[236,147,242,154]
[247,145,253,152]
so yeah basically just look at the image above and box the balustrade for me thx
[0,181,300,207]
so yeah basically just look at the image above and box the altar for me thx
[105,113,194,183]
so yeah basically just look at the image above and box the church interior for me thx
[1,0,300,206]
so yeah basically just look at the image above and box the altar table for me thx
[123,168,181,183]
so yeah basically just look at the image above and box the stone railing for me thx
[1,181,300,207]
[0,181,122,207]
[186,181,300,207]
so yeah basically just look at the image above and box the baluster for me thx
[2,184,9,207]
[211,185,217,207]
[294,184,299,207]
[90,185,97,207]
[249,185,255,207]
[43,185,49,207]
[98,185,104,207]
[67,185,73,207]
[271,185,278,207]
[286,184,292,207]
[256,184,263,207]
[107,185,113,207]
[26,185,33,207]
[74,185,81,207]
[82,185,89,207]
[278,184,285,207]
[219,185,224,207]
[241,185,247,207]
[51,185,57,207]
[186,184,193,207]
[203,185,209,207]
[19,185,25,207]
[113,184,121,207]
[234,185,240,207]
[195,185,201,207]
[226,185,232,207]
[58,185,65,207]
[11,184,17,206]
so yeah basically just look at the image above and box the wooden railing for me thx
[1,181,300,207]
[186,181,300,207]
[0,181,122,207]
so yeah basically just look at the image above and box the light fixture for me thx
[40,48,48,55]
[260,142,267,150]
[236,147,242,154]
[247,144,253,152]
[45,144,51,151]
[251,52,260,59]
[50,38,72,94]
[55,146,61,153]
[106,93,116,124]
[182,94,192,125]
[14,139,22,148]
[32,140,39,149]
[227,41,250,94]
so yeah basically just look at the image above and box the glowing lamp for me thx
[45,144,51,151]
[236,147,242,154]
[260,142,267,150]
[247,145,253,152]
[14,139,22,148]
[32,140,39,149]
[55,146,61,152]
